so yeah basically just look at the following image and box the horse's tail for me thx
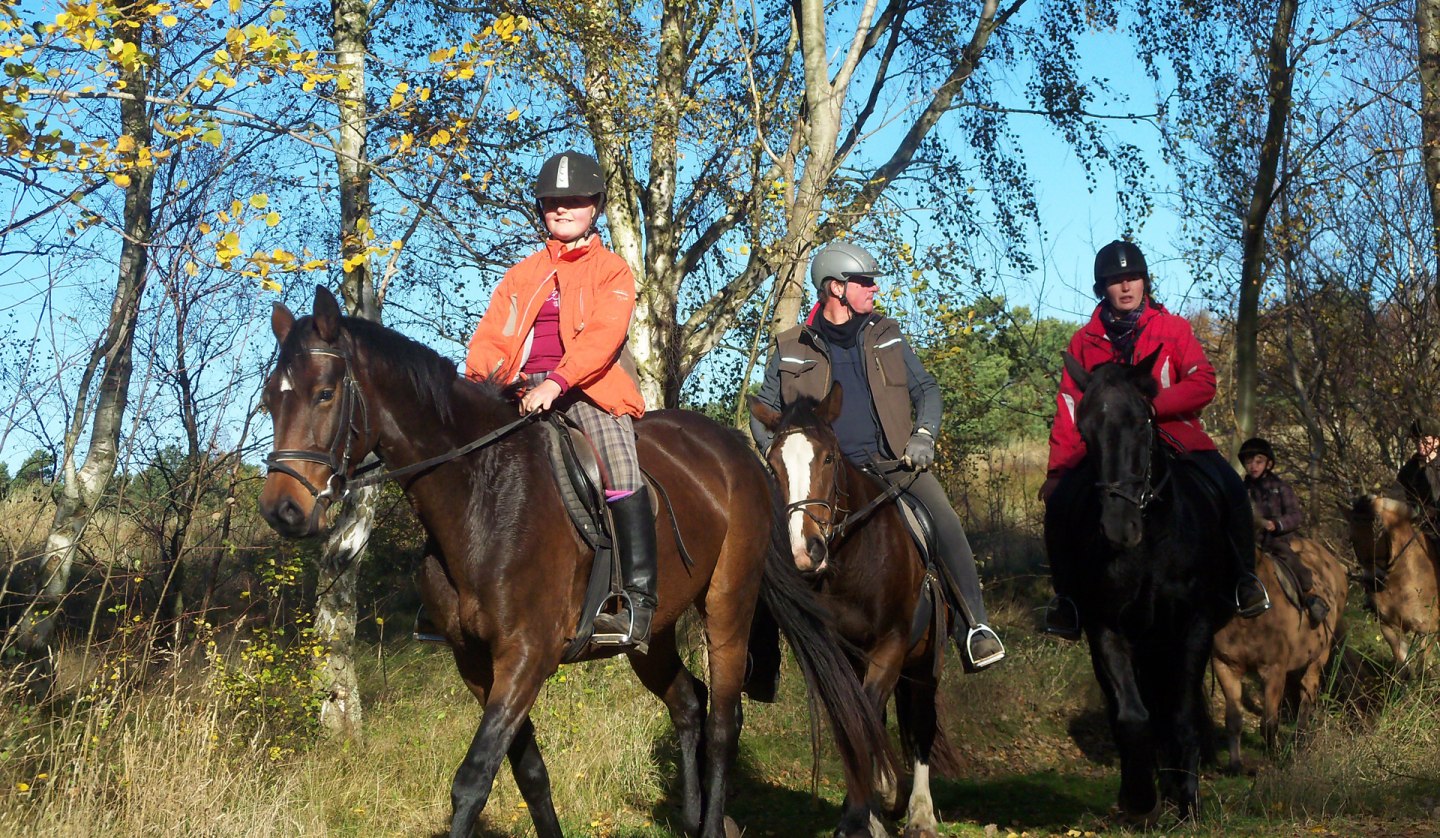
[757,493,896,801]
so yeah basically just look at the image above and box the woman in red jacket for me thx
[1039,240,1270,638]
[455,150,655,652]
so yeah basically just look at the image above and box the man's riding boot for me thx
[592,487,658,654]
[1043,596,1082,641]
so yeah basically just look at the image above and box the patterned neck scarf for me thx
[1100,300,1147,364]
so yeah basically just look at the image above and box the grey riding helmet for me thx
[810,241,886,297]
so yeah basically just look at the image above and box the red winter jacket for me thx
[1046,301,1219,476]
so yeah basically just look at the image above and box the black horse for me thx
[1044,351,1231,822]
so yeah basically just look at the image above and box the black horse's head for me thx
[1066,349,1162,549]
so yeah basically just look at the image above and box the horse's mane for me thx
[282,314,512,425]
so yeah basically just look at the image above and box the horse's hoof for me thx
[1111,800,1162,828]
[723,816,741,838]
[900,824,940,838]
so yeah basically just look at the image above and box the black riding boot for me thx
[1196,451,1271,617]
[592,487,658,654]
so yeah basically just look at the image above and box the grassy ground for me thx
[2,591,1438,837]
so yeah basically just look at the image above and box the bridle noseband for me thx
[772,431,919,548]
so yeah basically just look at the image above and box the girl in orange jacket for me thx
[462,150,656,653]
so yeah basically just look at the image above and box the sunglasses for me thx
[845,275,878,288]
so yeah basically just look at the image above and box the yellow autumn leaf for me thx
[185,261,198,276]
[390,239,402,250]
[115,134,136,153]
[265,211,280,227]
[260,278,282,292]
[248,193,268,209]
[113,173,132,187]
[505,109,521,122]
[198,222,211,234]
[228,0,240,14]
[161,14,177,26]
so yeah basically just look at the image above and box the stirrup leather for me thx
[1234,573,1272,617]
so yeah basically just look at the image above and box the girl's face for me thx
[1103,275,1146,313]
[541,195,599,243]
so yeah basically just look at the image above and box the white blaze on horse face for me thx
[278,371,293,393]
[778,433,818,558]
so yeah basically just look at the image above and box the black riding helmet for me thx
[1237,437,1275,465]
[534,151,606,217]
[1093,240,1148,297]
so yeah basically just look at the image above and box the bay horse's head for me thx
[258,286,379,538]
[1066,349,1162,550]
[749,385,846,575]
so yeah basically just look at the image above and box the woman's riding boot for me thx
[593,487,658,654]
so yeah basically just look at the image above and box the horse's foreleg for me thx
[894,671,942,838]
[1295,662,1322,747]
[629,629,707,837]
[449,667,549,838]
[507,716,561,838]
[1259,663,1286,754]
[1211,658,1246,775]
[859,643,904,817]
[1378,620,1410,671]
[1091,628,1157,819]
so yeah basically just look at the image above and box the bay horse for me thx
[257,287,891,838]
[749,385,960,838]
[1347,494,1439,673]
[1210,536,1347,773]
[1044,351,1233,823]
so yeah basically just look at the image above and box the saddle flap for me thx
[542,417,608,549]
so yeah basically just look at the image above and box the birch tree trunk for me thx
[314,0,376,738]
[1419,0,1440,275]
[13,3,154,660]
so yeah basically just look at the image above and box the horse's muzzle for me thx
[794,535,829,575]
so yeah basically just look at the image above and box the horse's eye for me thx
[317,388,335,403]
[823,453,834,465]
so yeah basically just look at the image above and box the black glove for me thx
[902,431,935,470]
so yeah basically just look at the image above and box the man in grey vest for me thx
[749,241,1005,670]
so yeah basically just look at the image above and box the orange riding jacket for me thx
[464,237,646,418]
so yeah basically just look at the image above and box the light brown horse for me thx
[257,287,891,838]
[1347,494,1439,672]
[1210,537,1346,773]
[750,386,961,838]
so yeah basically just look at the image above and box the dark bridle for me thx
[1091,410,1177,512]
[264,344,535,530]
[771,429,919,547]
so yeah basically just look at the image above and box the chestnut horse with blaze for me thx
[750,385,961,838]
[257,287,891,838]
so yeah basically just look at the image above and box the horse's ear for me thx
[1133,348,1162,379]
[313,285,342,343]
[271,303,294,343]
[748,395,781,431]
[1062,352,1090,392]
[818,381,844,424]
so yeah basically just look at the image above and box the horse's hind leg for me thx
[700,609,751,838]
[895,667,943,838]
[628,628,707,837]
